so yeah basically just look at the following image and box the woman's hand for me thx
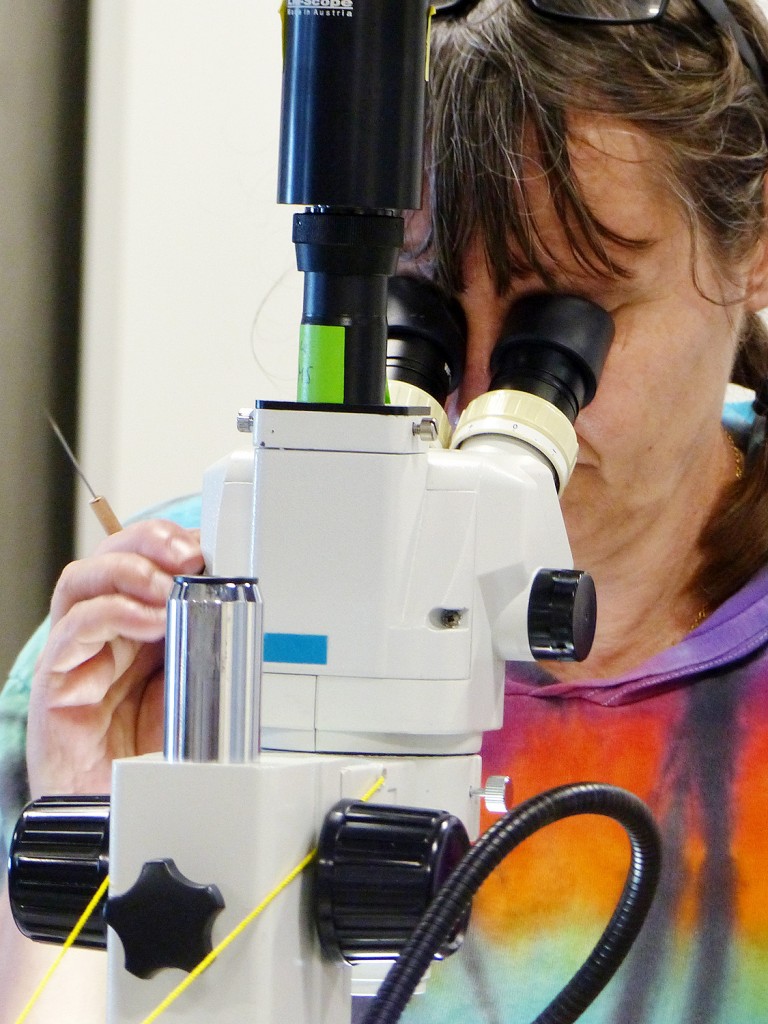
[26,520,204,798]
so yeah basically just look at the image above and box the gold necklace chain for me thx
[725,428,744,481]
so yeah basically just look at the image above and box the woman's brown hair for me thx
[423,0,768,613]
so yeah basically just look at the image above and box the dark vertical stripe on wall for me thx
[47,1,89,582]
[0,1,89,680]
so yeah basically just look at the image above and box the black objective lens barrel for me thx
[280,1,431,406]
[300,273,389,405]
[278,0,429,210]
[294,211,403,404]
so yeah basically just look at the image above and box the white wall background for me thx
[78,1,301,554]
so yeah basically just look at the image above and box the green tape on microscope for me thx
[298,324,345,403]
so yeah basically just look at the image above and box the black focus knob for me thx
[8,795,110,948]
[528,568,597,662]
[105,858,225,979]
[315,800,470,963]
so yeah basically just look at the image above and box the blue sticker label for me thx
[263,633,328,665]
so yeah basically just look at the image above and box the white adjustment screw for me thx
[471,775,512,816]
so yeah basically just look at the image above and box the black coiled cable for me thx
[363,782,662,1024]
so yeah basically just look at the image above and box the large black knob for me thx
[315,800,470,963]
[8,795,110,948]
[528,568,597,661]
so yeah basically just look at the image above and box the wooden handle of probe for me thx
[90,496,123,535]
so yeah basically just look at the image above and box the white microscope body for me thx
[105,387,585,1023]
[203,399,574,755]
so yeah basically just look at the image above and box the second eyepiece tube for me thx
[164,575,263,764]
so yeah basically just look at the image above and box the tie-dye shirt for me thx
[399,563,768,1024]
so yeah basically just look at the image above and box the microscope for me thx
[8,4,660,1022]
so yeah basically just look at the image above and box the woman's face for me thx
[431,118,764,557]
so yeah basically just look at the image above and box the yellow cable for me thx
[356,774,387,805]
[138,847,318,1024]
[14,773,385,1024]
[13,873,111,1024]
[139,772,386,1023]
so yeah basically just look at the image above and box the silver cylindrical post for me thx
[164,576,263,763]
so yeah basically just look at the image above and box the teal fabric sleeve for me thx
[0,619,51,863]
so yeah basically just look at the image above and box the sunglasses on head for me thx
[434,0,766,93]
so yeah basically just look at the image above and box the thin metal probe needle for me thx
[46,411,123,535]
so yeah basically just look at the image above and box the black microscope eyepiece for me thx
[386,275,467,407]
[490,293,614,422]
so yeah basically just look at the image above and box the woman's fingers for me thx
[28,658,166,797]
[90,519,202,569]
[27,518,204,799]
[43,595,167,677]
[50,520,203,624]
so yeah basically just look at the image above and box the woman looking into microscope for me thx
[3,0,768,1020]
